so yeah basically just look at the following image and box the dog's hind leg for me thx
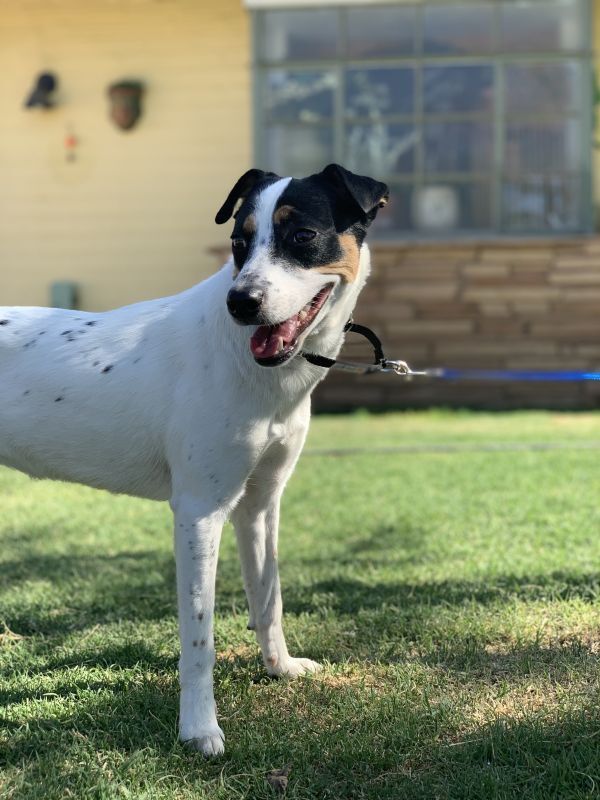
[171,493,227,756]
[231,428,322,679]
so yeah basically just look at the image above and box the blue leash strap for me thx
[404,367,600,383]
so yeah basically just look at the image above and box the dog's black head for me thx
[216,164,388,366]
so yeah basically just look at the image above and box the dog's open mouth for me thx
[250,285,333,367]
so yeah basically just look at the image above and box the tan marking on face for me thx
[316,233,360,283]
[242,213,256,235]
[273,204,295,225]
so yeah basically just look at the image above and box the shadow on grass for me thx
[2,664,600,800]
[282,571,600,616]
[3,540,600,796]
[2,541,600,634]
[0,549,178,634]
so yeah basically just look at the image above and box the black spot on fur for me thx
[0,320,9,325]
[102,365,113,373]
[133,357,141,364]
[38,331,46,336]
[23,340,36,349]
[85,321,97,326]
[55,396,63,402]
[23,390,30,396]
[61,330,72,336]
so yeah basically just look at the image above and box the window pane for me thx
[500,0,585,53]
[264,126,334,177]
[265,70,337,122]
[262,9,338,62]
[424,122,493,174]
[345,67,415,118]
[504,120,581,173]
[412,182,492,231]
[371,184,417,235]
[423,3,494,55]
[504,62,583,116]
[347,6,416,58]
[345,123,417,176]
[502,175,583,232]
[423,65,494,114]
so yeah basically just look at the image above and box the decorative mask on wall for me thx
[107,80,144,131]
[24,72,58,109]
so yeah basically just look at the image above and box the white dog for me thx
[0,164,388,755]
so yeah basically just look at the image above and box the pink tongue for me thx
[251,317,299,359]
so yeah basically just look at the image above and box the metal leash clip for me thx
[382,360,439,378]
[382,359,414,376]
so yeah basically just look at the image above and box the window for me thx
[254,1,592,237]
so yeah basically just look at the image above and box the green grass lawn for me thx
[2,410,600,799]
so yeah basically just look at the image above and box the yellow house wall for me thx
[0,0,251,310]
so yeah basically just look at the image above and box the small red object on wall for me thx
[64,130,77,162]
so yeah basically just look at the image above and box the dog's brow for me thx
[242,214,256,235]
[273,205,295,225]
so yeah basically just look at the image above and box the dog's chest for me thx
[268,421,288,442]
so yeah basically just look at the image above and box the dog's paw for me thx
[268,656,322,678]
[182,727,225,757]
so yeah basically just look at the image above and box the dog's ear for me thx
[215,169,279,224]
[320,163,389,226]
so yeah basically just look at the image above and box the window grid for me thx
[253,1,593,237]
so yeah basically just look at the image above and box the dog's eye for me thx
[292,229,316,244]
[231,237,246,251]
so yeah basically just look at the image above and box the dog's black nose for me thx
[227,288,264,322]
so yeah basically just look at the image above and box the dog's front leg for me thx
[232,435,321,679]
[171,494,226,756]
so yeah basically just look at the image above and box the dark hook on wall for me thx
[24,72,58,109]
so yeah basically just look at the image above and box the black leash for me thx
[302,321,411,375]
[301,323,600,382]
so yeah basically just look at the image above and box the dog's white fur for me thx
[0,178,371,755]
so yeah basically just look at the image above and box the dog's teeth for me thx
[299,310,308,322]
[277,337,284,353]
